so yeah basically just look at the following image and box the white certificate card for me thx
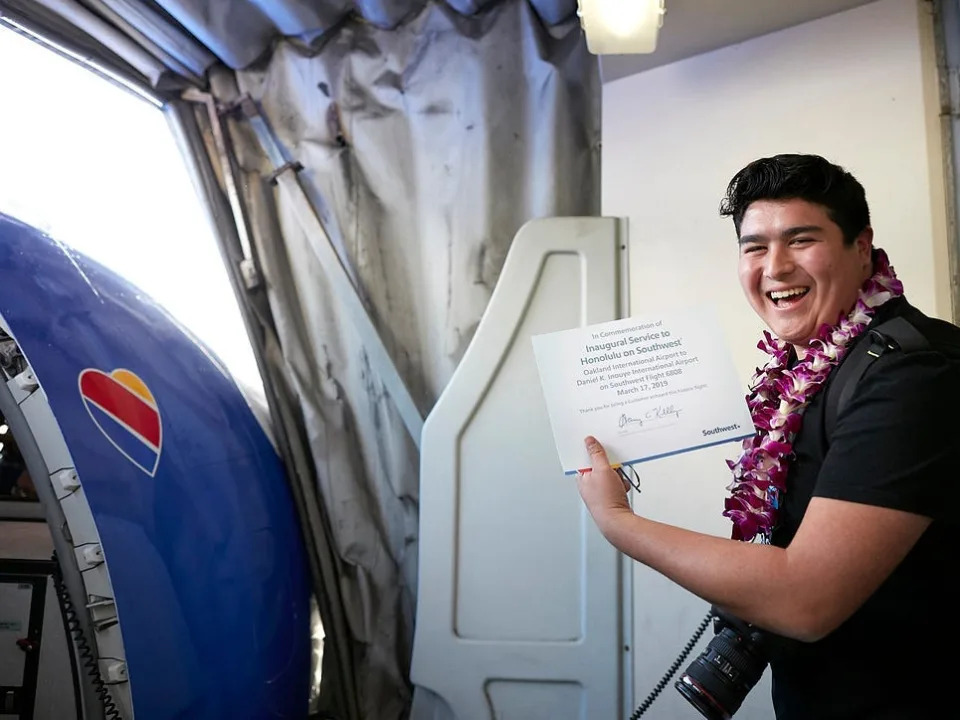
[531,307,754,474]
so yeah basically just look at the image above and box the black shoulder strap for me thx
[823,316,930,438]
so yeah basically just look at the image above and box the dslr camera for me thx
[675,607,767,719]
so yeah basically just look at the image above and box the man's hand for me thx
[576,436,633,535]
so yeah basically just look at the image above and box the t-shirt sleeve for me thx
[814,349,960,519]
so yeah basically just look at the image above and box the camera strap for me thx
[823,316,929,439]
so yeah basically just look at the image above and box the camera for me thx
[675,608,767,719]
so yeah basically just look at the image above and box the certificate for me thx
[531,307,754,474]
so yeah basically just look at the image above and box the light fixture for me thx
[0,424,6,435]
[577,0,666,55]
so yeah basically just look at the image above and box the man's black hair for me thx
[719,154,870,245]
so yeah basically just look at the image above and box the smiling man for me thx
[737,199,872,346]
[576,154,960,719]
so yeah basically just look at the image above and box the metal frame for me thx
[615,218,635,717]
[932,0,960,319]
[0,1,163,107]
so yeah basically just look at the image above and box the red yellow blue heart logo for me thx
[78,368,162,476]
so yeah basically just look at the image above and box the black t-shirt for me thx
[764,297,960,719]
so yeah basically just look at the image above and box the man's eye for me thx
[741,245,764,254]
[790,237,813,245]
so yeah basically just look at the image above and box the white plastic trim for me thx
[0,315,134,719]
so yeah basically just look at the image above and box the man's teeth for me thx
[769,288,808,301]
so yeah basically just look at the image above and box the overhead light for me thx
[0,424,6,435]
[577,0,666,55]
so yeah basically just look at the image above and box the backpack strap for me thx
[823,316,930,439]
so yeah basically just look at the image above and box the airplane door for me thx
[411,217,632,720]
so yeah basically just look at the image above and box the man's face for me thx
[737,198,873,347]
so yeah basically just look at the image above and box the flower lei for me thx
[723,249,903,542]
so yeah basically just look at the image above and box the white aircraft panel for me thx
[412,217,630,720]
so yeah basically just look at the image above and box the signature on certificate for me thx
[618,404,683,432]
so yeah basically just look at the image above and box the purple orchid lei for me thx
[723,249,903,543]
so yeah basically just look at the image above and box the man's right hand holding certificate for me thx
[576,435,633,538]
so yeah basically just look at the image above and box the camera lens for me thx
[675,625,766,719]
[676,675,730,720]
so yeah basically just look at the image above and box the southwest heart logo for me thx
[78,368,162,476]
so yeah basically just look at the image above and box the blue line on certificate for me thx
[566,432,754,475]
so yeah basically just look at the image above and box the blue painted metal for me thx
[0,213,311,719]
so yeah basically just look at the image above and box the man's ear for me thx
[856,227,874,268]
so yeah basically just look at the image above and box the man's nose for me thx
[764,244,794,279]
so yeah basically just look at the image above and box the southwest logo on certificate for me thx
[531,307,753,474]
